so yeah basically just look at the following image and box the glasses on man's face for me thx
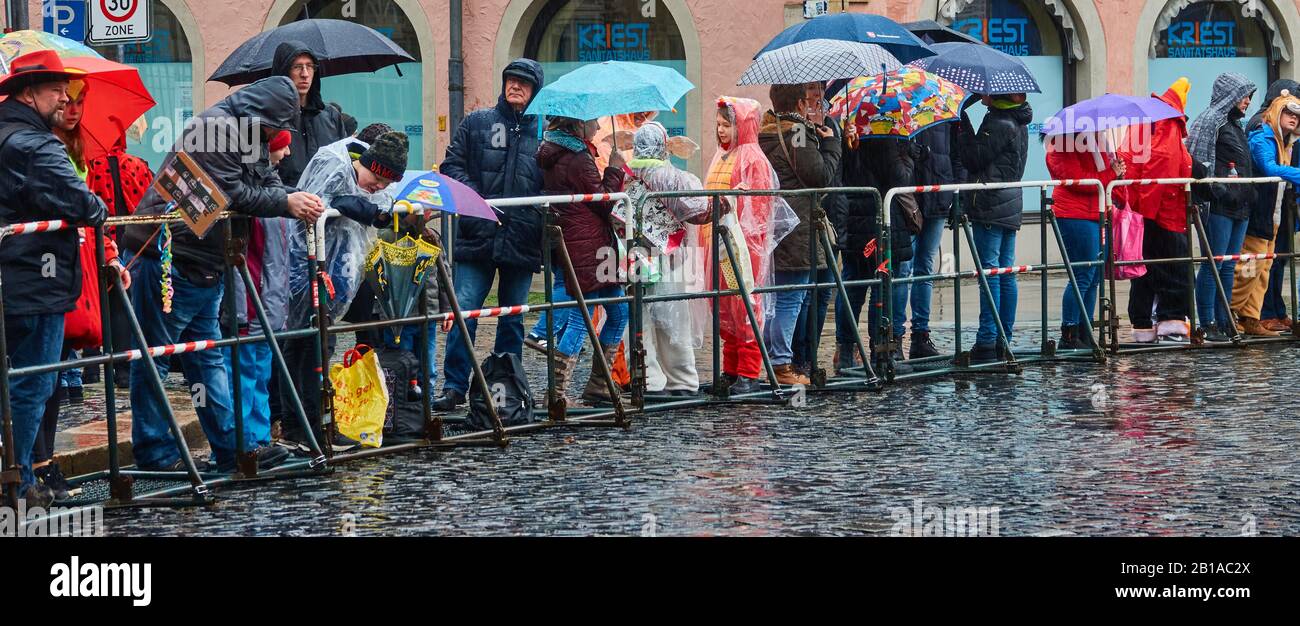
[292,63,317,74]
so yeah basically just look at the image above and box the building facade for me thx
[9,0,1300,178]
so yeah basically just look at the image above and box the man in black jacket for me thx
[120,76,324,473]
[273,41,351,187]
[433,59,545,410]
[957,93,1032,363]
[0,51,110,505]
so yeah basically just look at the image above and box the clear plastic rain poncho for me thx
[286,137,389,329]
[627,122,708,350]
[706,96,800,340]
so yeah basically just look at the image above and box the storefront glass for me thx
[525,0,688,167]
[1149,1,1270,123]
[952,0,1066,213]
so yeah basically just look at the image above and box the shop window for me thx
[1150,1,1272,122]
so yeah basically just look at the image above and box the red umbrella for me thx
[56,56,156,162]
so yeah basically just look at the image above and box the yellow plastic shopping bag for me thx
[329,345,389,448]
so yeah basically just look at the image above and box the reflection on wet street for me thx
[109,344,1300,536]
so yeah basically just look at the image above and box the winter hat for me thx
[356,122,394,145]
[359,131,408,181]
[268,129,292,152]
[1167,77,1191,110]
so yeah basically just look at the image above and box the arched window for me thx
[1149,1,1276,121]
[90,0,193,169]
[280,0,424,166]
[523,0,689,150]
[950,0,1069,213]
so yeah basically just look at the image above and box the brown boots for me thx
[581,343,622,404]
[1239,317,1279,337]
[773,364,810,386]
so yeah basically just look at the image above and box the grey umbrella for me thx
[739,39,902,86]
[209,18,415,86]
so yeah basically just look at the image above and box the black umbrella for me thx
[209,18,415,86]
[903,20,986,46]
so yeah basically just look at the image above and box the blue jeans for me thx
[4,313,64,493]
[382,322,439,385]
[972,224,1018,346]
[765,270,811,366]
[1195,212,1248,328]
[223,342,272,450]
[128,254,236,470]
[793,266,833,366]
[1057,218,1102,326]
[895,216,947,333]
[1261,228,1291,320]
[441,261,533,394]
[529,273,572,339]
[555,285,628,356]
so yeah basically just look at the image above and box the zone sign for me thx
[88,0,152,45]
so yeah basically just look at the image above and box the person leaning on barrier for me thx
[1118,78,1195,344]
[955,92,1032,364]
[279,131,410,452]
[0,51,110,507]
[434,58,546,412]
[758,82,842,387]
[627,121,709,397]
[1235,92,1300,335]
[1246,80,1300,333]
[119,76,326,474]
[1187,73,1257,342]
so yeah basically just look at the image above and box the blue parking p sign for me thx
[43,0,88,43]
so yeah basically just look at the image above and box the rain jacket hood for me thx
[226,75,300,133]
[273,41,325,112]
[498,58,544,123]
[1117,79,1194,232]
[1247,79,1300,133]
[1187,72,1256,171]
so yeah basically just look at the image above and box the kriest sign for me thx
[87,0,151,45]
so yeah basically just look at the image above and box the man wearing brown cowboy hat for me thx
[0,50,109,507]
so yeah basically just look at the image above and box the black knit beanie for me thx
[356,122,395,146]
[359,131,409,181]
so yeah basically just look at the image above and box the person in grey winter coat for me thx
[121,76,325,474]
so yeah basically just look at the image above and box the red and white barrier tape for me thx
[125,340,217,362]
[983,265,1035,277]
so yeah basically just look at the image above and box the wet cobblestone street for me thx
[105,337,1300,536]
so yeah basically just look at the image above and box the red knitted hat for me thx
[269,130,292,152]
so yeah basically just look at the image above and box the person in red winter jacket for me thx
[1045,131,1124,349]
[1118,78,1195,343]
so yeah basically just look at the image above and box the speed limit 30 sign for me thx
[88,0,152,45]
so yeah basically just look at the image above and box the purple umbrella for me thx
[392,170,499,222]
[1042,94,1183,136]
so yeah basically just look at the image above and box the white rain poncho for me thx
[286,138,390,329]
[628,122,708,351]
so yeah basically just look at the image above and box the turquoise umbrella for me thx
[524,61,693,122]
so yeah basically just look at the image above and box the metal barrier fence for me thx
[2,176,1296,511]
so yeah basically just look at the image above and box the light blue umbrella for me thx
[524,61,694,122]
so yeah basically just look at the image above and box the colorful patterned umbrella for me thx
[365,232,441,344]
[828,67,966,140]
[392,169,499,222]
[0,31,155,162]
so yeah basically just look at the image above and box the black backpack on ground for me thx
[375,346,426,443]
[467,352,535,432]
